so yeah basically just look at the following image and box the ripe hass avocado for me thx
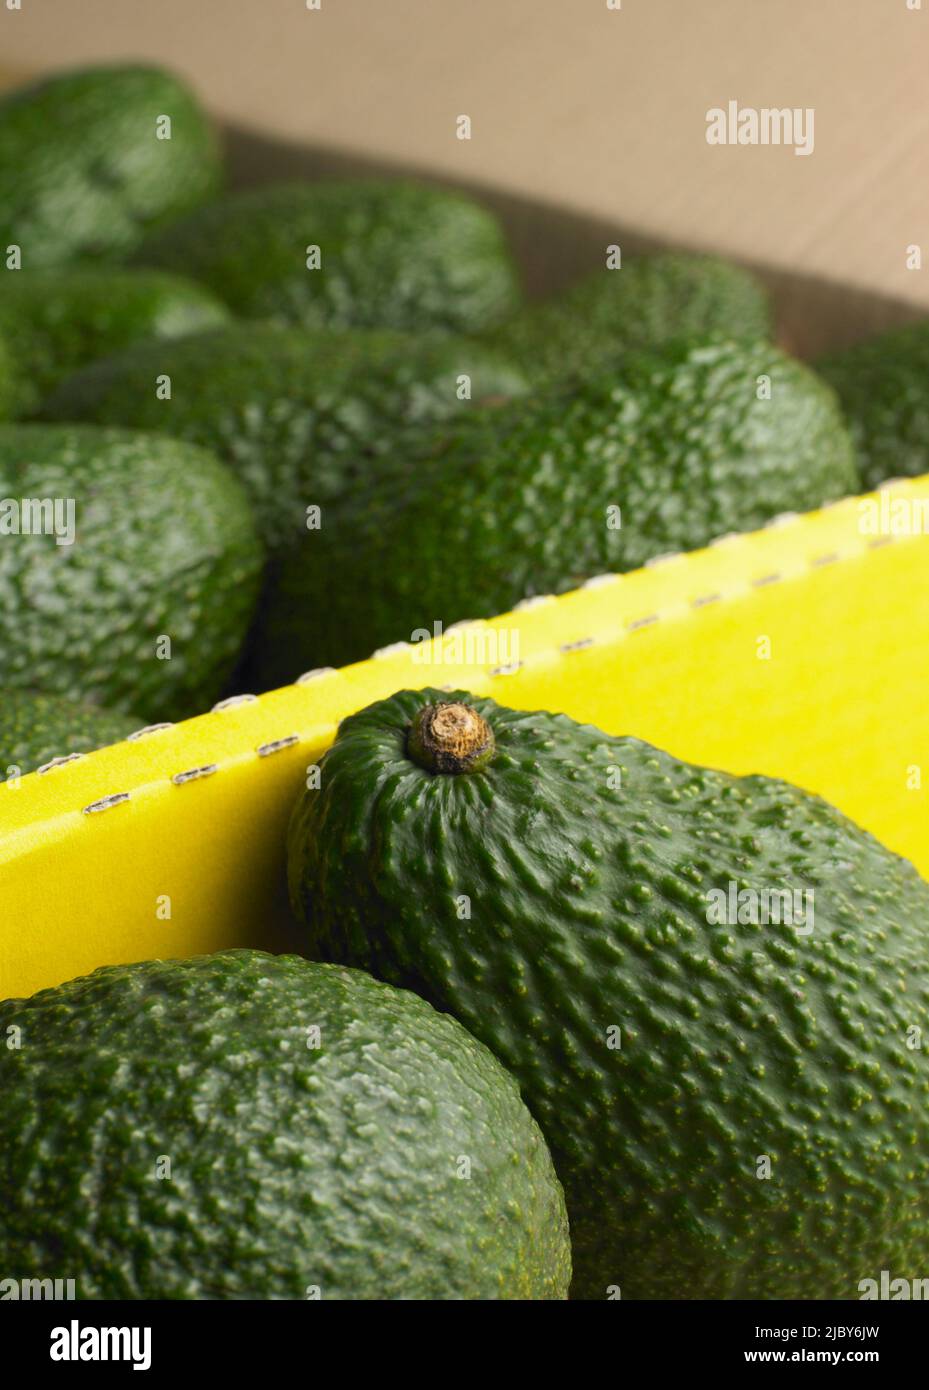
[41,324,528,552]
[818,321,929,489]
[0,690,138,779]
[0,425,262,719]
[256,338,858,678]
[134,179,521,334]
[289,689,929,1300]
[497,253,771,384]
[0,65,222,267]
[0,269,230,416]
[0,950,571,1300]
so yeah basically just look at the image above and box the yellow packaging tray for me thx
[2,478,927,1001]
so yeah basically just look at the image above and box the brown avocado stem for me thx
[406,701,496,775]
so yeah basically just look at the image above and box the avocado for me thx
[134,179,521,334]
[0,425,262,719]
[289,688,929,1300]
[254,338,858,678]
[0,65,222,268]
[0,949,571,1299]
[0,692,139,783]
[0,330,16,420]
[497,253,772,384]
[0,690,139,779]
[0,269,230,417]
[41,324,528,552]
[818,321,929,489]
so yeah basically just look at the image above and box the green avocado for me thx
[254,338,858,678]
[0,269,230,417]
[817,321,929,489]
[0,65,222,268]
[0,949,571,1300]
[497,253,772,384]
[0,330,16,420]
[289,688,929,1300]
[0,690,139,778]
[0,425,262,719]
[133,179,521,334]
[40,324,528,552]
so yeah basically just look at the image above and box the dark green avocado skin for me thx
[0,65,222,267]
[255,338,858,678]
[497,253,772,384]
[818,321,929,489]
[289,688,929,1300]
[0,425,263,720]
[41,324,528,552]
[0,331,16,420]
[0,270,230,416]
[0,690,138,777]
[133,178,521,334]
[0,949,571,1300]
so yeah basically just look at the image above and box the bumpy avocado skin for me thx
[0,425,263,719]
[0,66,222,267]
[497,253,772,384]
[41,324,528,551]
[0,950,571,1300]
[818,321,929,489]
[0,270,230,416]
[255,338,858,678]
[134,179,521,334]
[0,690,138,776]
[289,688,929,1300]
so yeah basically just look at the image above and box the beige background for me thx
[2,0,928,307]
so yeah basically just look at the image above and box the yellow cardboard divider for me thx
[1,478,927,1000]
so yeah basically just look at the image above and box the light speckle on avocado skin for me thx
[290,688,929,1300]
[0,949,571,1300]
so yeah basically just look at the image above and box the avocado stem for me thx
[406,702,495,775]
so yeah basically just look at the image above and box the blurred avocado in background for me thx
[134,178,522,334]
[495,253,771,385]
[41,324,528,552]
[0,691,139,777]
[0,424,263,720]
[818,320,929,489]
[252,337,857,679]
[0,269,230,416]
[0,65,223,267]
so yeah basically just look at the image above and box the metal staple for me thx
[256,734,301,758]
[82,792,130,815]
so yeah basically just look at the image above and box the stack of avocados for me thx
[1,63,928,1302]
